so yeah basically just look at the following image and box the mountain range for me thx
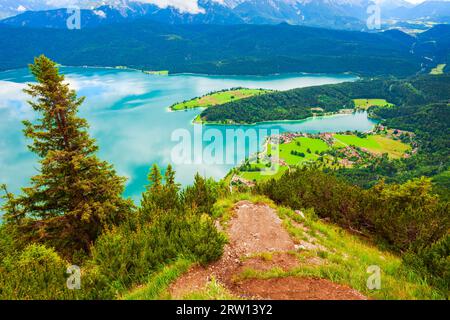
[1,0,449,30]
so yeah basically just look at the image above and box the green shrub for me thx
[0,244,75,300]
[370,178,449,252]
[0,224,19,260]
[89,209,226,294]
[183,174,228,215]
[257,168,370,229]
[258,168,449,253]
[404,234,450,294]
[178,213,227,265]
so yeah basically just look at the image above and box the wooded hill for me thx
[200,74,450,124]
[0,22,449,76]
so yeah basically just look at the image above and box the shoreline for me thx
[169,88,274,112]
[196,110,377,127]
[63,65,359,79]
[0,65,360,79]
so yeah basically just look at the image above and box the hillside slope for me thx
[124,195,444,300]
[0,21,432,76]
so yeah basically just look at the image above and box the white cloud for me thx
[0,81,31,117]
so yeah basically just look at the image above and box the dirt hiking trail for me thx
[169,200,367,300]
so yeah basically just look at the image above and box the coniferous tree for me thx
[165,164,176,186]
[164,164,181,209]
[141,164,162,213]
[148,164,163,192]
[1,56,133,256]
[183,174,220,215]
[141,164,181,213]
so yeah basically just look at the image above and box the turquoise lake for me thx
[0,67,376,202]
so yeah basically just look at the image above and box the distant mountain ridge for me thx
[1,0,449,30]
[388,0,450,21]
[0,20,448,76]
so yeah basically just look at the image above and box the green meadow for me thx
[170,88,272,111]
[278,137,330,165]
[237,137,331,182]
[334,134,410,159]
[430,64,446,75]
[353,99,394,110]
[239,165,289,182]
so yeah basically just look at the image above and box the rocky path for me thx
[168,201,366,300]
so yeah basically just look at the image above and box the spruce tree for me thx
[164,164,181,210]
[183,174,218,215]
[1,56,132,256]
[141,164,180,213]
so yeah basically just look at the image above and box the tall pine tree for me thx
[1,56,133,256]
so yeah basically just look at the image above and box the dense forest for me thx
[0,22,449,76]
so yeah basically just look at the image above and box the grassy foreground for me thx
[170,88,272,111]
[249,202,445,300]
[123,258,193,300]
[123,193,446,300]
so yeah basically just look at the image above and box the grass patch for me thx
[353,99,394,110]
[182,277,238,300]
[430,64,446,75]
[278,137,330,165]
[170,88,272,111]
[334,134,410,159]
[123,257,193,300]
[239,166,288,182]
